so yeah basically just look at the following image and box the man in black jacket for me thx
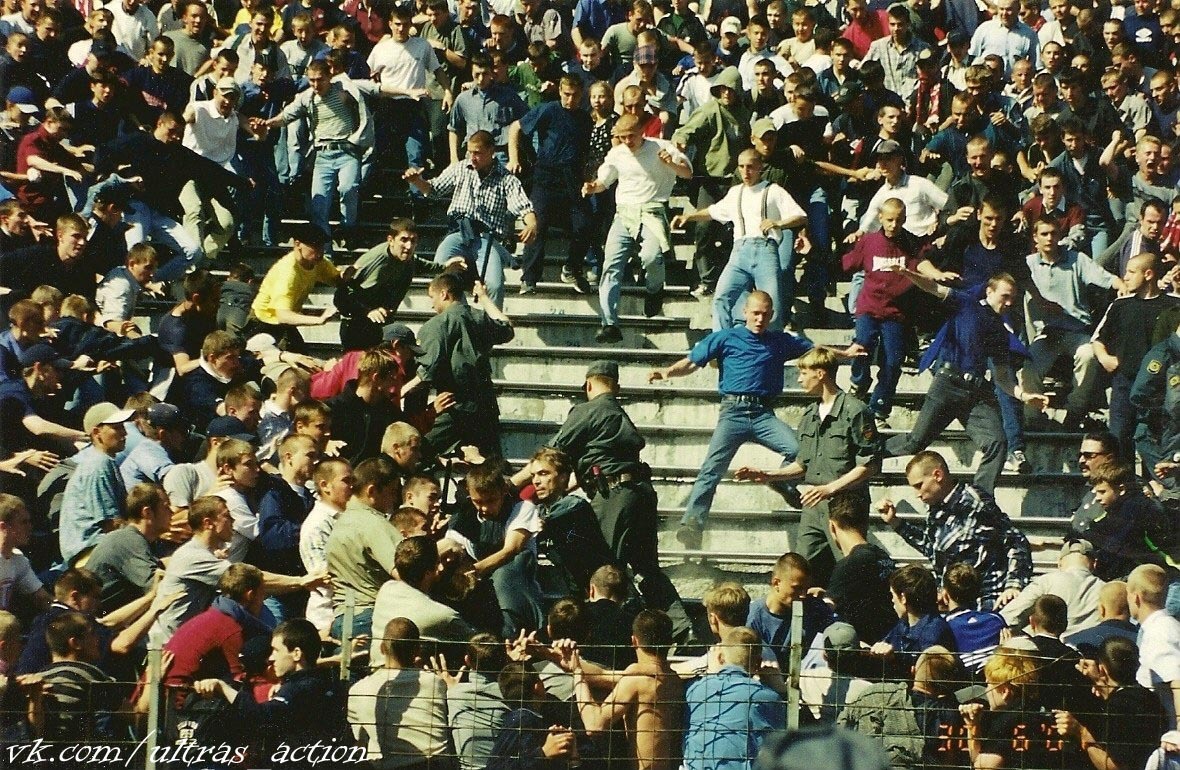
[326,350,401,466]
[92,111,247,282]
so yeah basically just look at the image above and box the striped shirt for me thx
[40,660,120,742]
[432,159,533,242]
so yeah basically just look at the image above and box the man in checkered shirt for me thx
[404,129,537,309]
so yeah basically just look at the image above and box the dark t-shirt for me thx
[979,708,1070,769]
[1099,686,1166,770]
[1095,294,1180,377]
[826,541,895,644]
[157,311,215,359]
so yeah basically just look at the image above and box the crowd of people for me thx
[0,0,1178,765]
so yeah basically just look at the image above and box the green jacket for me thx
[671,99,750,178]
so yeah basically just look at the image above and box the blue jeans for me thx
[995,382,1025,453]
[126,201,204,282]
[681,400,799,528]
[599,216,665,328]
[434,232,507,308]
[311,145,361,243]
[851,315,904,417]
[713,238,782,331]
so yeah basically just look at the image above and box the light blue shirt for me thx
[684,665,785,770]
[60,446,126,565]
[120,437,175,490]
[968,19,1040,75]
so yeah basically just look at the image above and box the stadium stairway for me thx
[140,175,1086,599]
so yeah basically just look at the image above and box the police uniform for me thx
[549,361,692,642]
[794,391,883,585]
[885,284,1024,493]
[1130,335,1180,488]
[416,297,515,459]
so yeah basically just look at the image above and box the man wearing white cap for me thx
[59,402,135,566]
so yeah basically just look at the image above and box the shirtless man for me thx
[560,610,685,770]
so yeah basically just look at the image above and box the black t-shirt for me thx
[826,541,895,644]
[1099,686,1167,770]
[1095,294,1180,377]
[156,310,215,359]
[979,708,1071,769]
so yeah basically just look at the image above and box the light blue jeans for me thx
[125,201,204,282]
[434,232,508,309]
[681,400,799,529]
[311,145,361,243]
[713,237,783,331]
[599,217,665,328]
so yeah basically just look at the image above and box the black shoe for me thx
[676,523,703,550]
[644,292,664,318]
[595,324,622,343]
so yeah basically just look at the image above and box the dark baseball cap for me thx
[206,415,255,442]
[586,360,619,381]
[93,185,130,211]
[6,86,39,114]
[146,403,188,430]
[382,323,425,355]
[89,34,116,59]
[17,344,70,370]
[290,222,330,249]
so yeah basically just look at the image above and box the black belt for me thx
[721,393,775,405]
[936,362,988,386]
[316,139,352,150]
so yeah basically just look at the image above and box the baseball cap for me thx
[1162,731,1180,746]
[382,323,425,355]
[752,118,777,137]
[82,402,135,433]
[290,222,330,249]
[757,725,890,770]
[145,402,188,430]
[823,622,859,651]
[206,415,255,442]
[93,185,130,211]
[17,344,70,370]
[946,29,970,47]
[720,16,742,35]
[1060,539,1095,558]
[89,35,116,59]
[872,139,903,157]
[634,44,657,66]
[585,360,619,381]
[216,76,242,96]
[833,81,863,106]
[6,86,39,114]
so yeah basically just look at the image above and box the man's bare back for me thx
[616,660,684,770]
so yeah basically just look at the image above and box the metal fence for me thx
[0,600,1169,770]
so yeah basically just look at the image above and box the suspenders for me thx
[735,184,771,239]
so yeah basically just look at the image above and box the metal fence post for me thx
[786,599,804,730]
[146,646,161,770]
[340,589,355,681]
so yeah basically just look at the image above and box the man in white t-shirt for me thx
[367,5,447,170]
[0,494,50,615]
[299,458,352,634]
[581,113,692,343]
[672,149,806,332]
[182,77,254,170]
[107,0,159,60]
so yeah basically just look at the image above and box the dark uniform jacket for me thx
[549,393,646,483]
[417,301,514,411]
[1131,334,1180,464]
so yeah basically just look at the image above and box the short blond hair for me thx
[983,651,1040,702]
[718,626,761,673]
[796,347,840,376]
[1128,564,1168,608]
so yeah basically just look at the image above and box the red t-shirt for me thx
[162,606,248,706]
[15,125,77,209]
[841,11,890,58]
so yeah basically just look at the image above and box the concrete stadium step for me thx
[498,417,1082,474]
[645,472,1085,520]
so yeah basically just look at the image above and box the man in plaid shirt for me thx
[878,450,1033,611]
[404,130,537,309]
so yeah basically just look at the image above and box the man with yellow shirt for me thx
[247,223,341,352]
